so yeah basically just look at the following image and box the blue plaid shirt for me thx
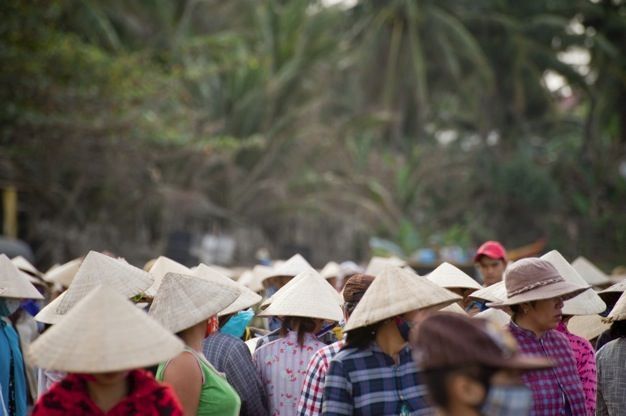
[203,332,269,416]
[322,343,433,416]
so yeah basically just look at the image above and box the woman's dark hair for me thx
[610,320,626,338]
[280,316,316,346]
[422,365,495,410]
[345,322,382,349]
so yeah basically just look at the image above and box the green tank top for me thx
[156,347,241,416]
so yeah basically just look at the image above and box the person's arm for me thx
[224,342,268,416]
[321,359,352,416]
[162,352,203,416]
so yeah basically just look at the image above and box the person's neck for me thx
[514,315,547,338]
[86,378,129,412]
[180,321,208,352]
[375,320,406,363]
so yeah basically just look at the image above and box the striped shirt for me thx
[596,337,626,416]
[297,340,344,416]
[253,330,325,416]
[322,343,433,416]
[508,321,587,416]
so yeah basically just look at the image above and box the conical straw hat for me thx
[606,290,626,323]
[43,258,82,287]
[320,262,341,280]
[194,264,262,316]
[474,308,511,328]
[200,264,234,279]
[541,250,606,315]
[469,281,507,303]
[365,256,407,276]
[261,254,314,282]
[440,303,468,315]
[145,256,191,297]
[344,265,461,332]
[258,270,343,322]
[238,270,264,293]
[149,273,240,334]
[427,262,482,290]
[0,254,43,299]
[12,256,42,277]
[260,268,343,309]
[568,314,609,341]
[28,285,184,373]
[35,292,66,324]
[572,257,612,286]
[55,251,153,315]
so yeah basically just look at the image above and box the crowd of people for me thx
[1,240,625,415]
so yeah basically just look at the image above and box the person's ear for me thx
[520,302,532,314]
[449,374,486,407]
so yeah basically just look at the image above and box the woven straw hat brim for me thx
[572,257,612,286]
[0,254,43,299]
[540,251,606,315]
[474,308,511,328]
[344,266,461,332]
[261,254,314,282]
[145,257,192,297]
[260,269,343,309]
[487,280,590,308]
[149,273,240,334]
[35,292,65,324]
[56,251,153,314]
[194,264,261,316]
[28,285,184,373]
[12,256,42,277]
[469,281,507,303]
[568,314,609,340]
[258,270,343,322]
[43,258,82,287]
[427,262,482,290]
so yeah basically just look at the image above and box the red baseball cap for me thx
[474,241,506,262]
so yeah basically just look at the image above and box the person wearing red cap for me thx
[411,312,552,416]
[474,241,507,287]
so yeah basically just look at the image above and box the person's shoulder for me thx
[597,337,626,357]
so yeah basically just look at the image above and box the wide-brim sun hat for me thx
[149,272,240,334]
[0,254,43,300]
[469,280,507,303]
[194,263,262,316]
[258,269,343,322]
[56,251,153,315]
[364,256,407,276]
[28,285,184,373]
[572,257,612,287]
[43,258,82,287]
[568,314,609,341]
[344,265,461,332]
[487,257,589,308]
[145,256,192,297]
[541,250,606,315]
[427,262,482,291]
[260,254,315,283]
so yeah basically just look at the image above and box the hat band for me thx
[507,277,563,297]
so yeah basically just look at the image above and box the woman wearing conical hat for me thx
[321,265,460,416]
[149,272,241,416]
[254,269,343,415]
[0,254,44,416]
[29,285,185,415]
[487,257,590,416]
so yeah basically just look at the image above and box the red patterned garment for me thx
[32,369,183,416]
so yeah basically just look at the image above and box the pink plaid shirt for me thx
[556,321,597,416]
[508,321,587,416]
[297,340,344,416]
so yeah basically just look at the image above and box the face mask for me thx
[395,317,414,341]
[480,384,533,416]
[0,298,21,318]
[220,309,255,338]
